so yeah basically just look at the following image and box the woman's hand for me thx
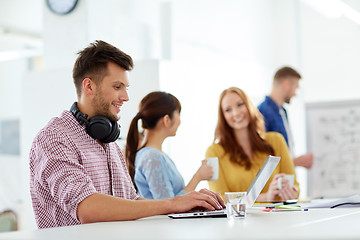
[266,173,298,201]
[278,184,298,201]
[185,160,214,192]
[265,173,284,201]
[195,160,214,181]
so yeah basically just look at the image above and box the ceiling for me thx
[0,0,359,60]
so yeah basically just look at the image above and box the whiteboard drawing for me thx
[306,100,360,198]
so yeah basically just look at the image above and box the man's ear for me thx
[82,78,95,96]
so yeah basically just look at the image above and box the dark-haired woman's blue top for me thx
[134,147,187,199]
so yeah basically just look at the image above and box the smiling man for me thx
[29,40,224,229]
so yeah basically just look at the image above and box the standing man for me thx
[29,40,224,229]
[258,66,313,169]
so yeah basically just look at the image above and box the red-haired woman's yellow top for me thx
[206,132,299,200]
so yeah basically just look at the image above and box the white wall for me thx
[0,58,28,224]
[119,60,161,141]
[0,59,26,118]
[42,0,88,69]
[300,2,360,102]
[0,0,43,35]
[20,68,76,229]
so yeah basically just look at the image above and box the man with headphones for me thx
[29,40,225,229]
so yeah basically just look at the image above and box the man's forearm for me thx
[77,193,172,224]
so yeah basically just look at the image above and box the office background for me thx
[0,0,360,230]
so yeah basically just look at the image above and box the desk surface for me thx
[0,208,359,239]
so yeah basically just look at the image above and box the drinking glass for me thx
[225,192,247,219]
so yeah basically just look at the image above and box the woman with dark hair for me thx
[126,91,213,199]
[206,87,299,201]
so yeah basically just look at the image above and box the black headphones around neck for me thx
[70,102,120,143]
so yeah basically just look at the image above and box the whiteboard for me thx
[306,100,360,198]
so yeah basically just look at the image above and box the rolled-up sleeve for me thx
[33,132,97,220]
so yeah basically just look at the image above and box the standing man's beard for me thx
[284,93,292,104]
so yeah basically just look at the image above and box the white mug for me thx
[205,157,219,181]
[278,174,294,190]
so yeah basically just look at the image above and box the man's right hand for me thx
[168,189,225,213]
[293,153,314,169]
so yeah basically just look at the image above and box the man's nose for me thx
[122,89,129,102]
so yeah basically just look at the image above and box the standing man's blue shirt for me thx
[258,96,289,146]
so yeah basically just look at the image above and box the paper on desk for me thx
[251,202,283,208]
[299,194,360,208]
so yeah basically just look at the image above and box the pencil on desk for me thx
[270,208,309,212]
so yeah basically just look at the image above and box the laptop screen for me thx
[246,155,280,206]
[168,155,280,219]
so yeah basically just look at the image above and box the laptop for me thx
[168,155,281,219]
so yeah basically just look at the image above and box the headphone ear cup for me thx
[86,116,113,141]
[70,102,88,125]
[102,122,120,143]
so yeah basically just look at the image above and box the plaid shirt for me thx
[29,111,138,229]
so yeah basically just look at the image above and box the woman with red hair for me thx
[206,87,299,201]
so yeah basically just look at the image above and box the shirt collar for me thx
[61,110,112,147]
[265,96,282,112]
[62,110,86,129]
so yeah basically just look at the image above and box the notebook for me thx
[168,155,281,219]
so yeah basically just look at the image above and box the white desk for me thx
[0,208,359,239]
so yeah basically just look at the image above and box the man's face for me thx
[92,62,129,122]
[284,77,299,104]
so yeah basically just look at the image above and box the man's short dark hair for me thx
[273,66,301,84]
[73,40,134,98]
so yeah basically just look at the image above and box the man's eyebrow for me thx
[114,81,129,87]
